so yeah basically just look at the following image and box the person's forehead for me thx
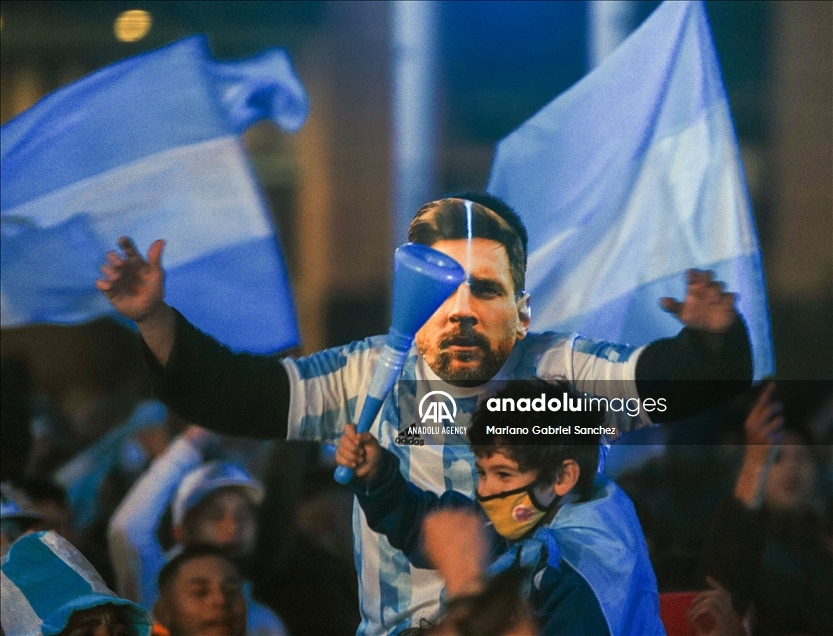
[200,487,252,510]
[474,451,520,471]
[176,555,238,583]
[430,238,512,278]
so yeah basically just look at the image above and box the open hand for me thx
[96,236,166,323]
[335,424,382,482]
[660,269,737,334]
[687,577,742,636]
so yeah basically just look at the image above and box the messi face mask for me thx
[476,483,557,541]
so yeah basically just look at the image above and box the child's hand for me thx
[336,424,382,483]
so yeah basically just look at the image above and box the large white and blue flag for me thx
[488,0,773,379]
[1,36,307,353]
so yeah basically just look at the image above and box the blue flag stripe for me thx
[1,36,307,352]
[1,37,229,211]
[2,537,95,621]
[167,236,299,353]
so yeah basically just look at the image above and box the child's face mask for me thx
[476,483,557,540]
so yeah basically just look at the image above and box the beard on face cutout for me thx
[429,324,513,385]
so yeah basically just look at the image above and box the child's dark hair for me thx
[468,379,603,497]
[157,543,238,594]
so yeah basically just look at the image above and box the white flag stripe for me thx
[40,524,112,594]
[3,136,271,271]
[527,103,758,322]
[0,569,44,636]
[0,288,25,326]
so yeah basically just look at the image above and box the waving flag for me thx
[488,0,773,379]
[1,36,307,353]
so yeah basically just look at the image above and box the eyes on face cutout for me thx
[468,277,509,301]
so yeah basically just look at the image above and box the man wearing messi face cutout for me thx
[97,192,751,635]
[336,379,663,635]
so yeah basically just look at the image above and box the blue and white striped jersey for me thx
[281,331,646,636]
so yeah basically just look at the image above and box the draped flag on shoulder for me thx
[1,36,307,353]
[488,0,774,379]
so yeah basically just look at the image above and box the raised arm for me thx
[698,385,781,615]
[97,237,290,439]
[96,237,175,365]
[636,269,753,420]
[733,383,782,508]
[108,427,210,605]
[336,428,475,566]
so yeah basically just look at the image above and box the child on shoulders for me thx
[336,378,664,636]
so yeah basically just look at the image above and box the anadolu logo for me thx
[418,390,458,424]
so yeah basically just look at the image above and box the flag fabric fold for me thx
[1,35,308,353]
[488,0,773,379]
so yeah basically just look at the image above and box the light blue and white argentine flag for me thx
[488,0,773,379]
[1,36,307,353]
[1,531,152,636]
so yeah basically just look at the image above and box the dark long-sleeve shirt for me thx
[142,310,752,439]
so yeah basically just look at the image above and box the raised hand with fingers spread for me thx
[96,236,167,322]
[660,269,738,335]
[96,236,176,365]
[687,577,742,636]
[743,382,784,448]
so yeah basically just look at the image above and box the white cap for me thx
[172,462,264,528]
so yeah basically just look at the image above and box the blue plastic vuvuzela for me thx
[333,243,465,484]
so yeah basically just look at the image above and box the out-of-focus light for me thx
[114,10,152,42]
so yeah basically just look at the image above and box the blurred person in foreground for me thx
[1,530,151,636]
[97,193,752,634]
[153,544,247,636]
[699,382,833,635]
[337,379,664,635]
[399,564,538,636]
[109,426,286,636]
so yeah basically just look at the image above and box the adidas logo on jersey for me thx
[395,424,425,446]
